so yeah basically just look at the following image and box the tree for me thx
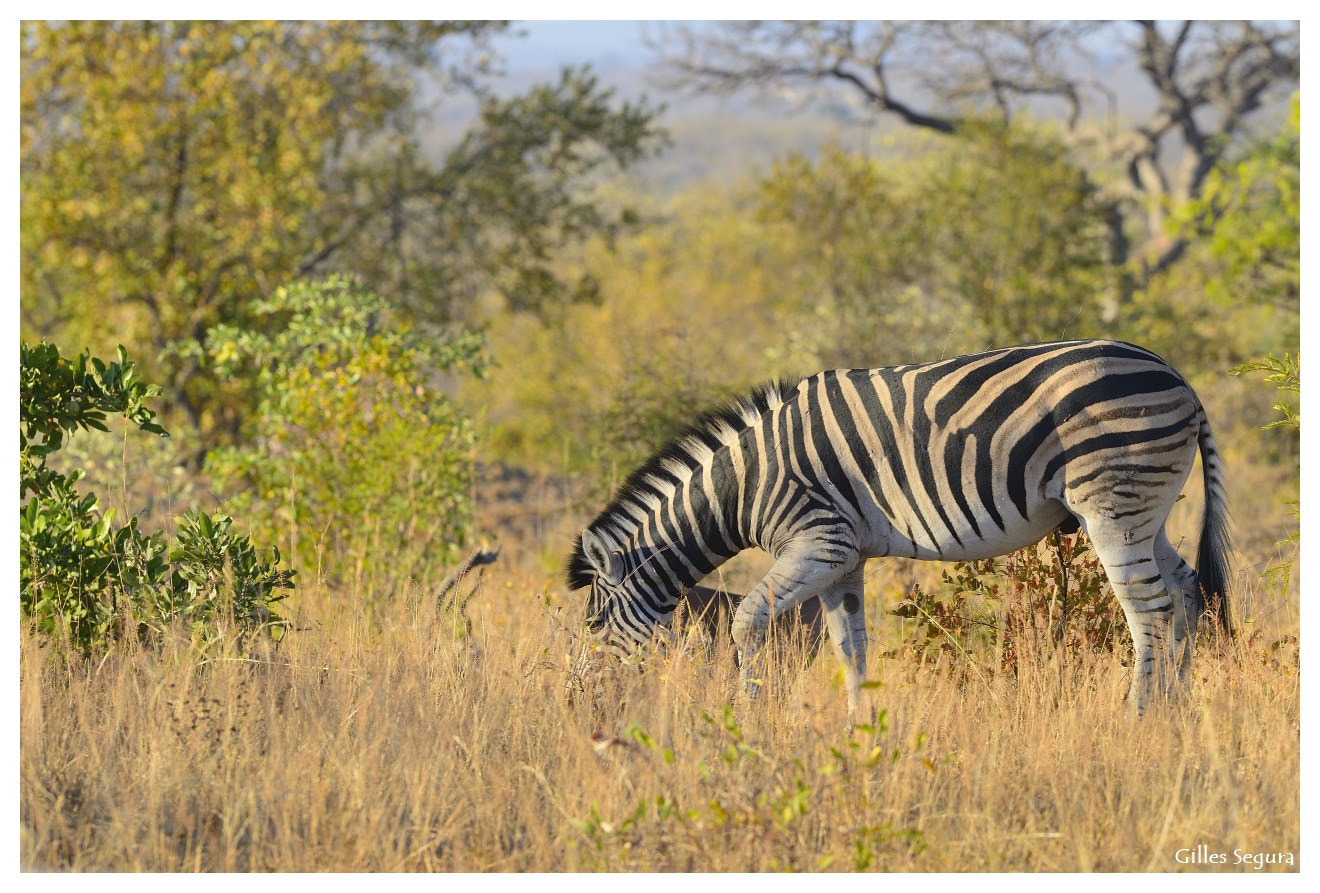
[1130,96,1299,373]
[652,21,1299,311]
[470,187,818,485]
[476,126,1114,484]
[758,126,1110,359]
[21,21,665,444]
[1174,95,1299,314]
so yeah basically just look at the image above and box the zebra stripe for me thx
[567,340,1232,718]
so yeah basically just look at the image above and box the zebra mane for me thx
[566,378,801,590]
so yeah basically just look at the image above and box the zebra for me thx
[567,340,1232,718]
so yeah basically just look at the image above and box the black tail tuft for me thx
[1196,413,1234,637]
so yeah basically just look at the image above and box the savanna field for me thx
[19,21,1299,873]
[20,433,1300,872]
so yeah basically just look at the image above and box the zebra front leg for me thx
[731,589,770,704]
[817,565,869,729]
[731,539,858,705]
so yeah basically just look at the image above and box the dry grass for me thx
[20,560,1299,872]
[21,419,1300,872]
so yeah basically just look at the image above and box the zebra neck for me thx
[620,463,750,595]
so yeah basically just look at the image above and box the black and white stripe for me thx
[567,340,1232,716]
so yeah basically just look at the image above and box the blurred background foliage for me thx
[20,20,1300,610]
[474,106,1300,486]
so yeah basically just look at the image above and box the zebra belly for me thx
[859,498,1071,562]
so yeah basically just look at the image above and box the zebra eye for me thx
[585,582,609,628]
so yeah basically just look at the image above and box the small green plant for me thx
[568,711,927,870]
[20,341,166,498]
[889,580,988,672]
[19,340,293,653]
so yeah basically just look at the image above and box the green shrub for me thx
[195,276,484,592]
[19,341,293,653]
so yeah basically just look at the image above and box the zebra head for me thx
[566,527,678,658]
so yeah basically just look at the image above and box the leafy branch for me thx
[1234,353,1300,431]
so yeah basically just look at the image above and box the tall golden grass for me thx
[20,556,1298,871]
[21,412,1299,872]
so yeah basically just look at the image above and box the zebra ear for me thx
[580,529,624,586]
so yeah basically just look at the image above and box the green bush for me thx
[195,276,484,592]
[19,341,294,653]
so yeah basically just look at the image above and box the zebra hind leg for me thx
[1080,519,1178,715]
[1154,532,1202,687]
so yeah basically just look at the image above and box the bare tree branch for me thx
[650,21,958,133]
[434,546,501,612]
[649,20,1299,301]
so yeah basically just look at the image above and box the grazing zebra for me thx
[567,340,1231,717]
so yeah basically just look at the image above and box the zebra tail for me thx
[1196,411,1234,637]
